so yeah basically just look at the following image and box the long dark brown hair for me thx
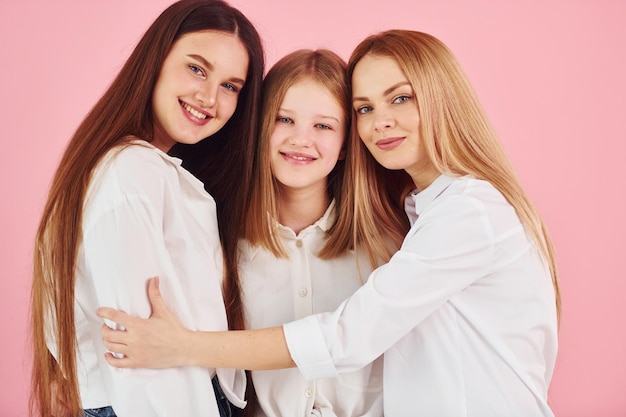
[166,8,265,335]
[30,1,264,416]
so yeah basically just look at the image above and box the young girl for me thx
[98,30,560,417]
[30,1,264,416]
[239,49,387,417]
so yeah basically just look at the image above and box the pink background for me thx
[1,1,624,415]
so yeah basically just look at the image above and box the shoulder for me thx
[428,176,509,215]
[441,176,502,200]
[105,141,172,177]
[417,176,520,241]
[94,141,182,189]
[86,141,176,213]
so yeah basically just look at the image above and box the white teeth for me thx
[289,155,312,161]
[182,102,208,119]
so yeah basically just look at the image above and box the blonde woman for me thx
[99,30,560,417]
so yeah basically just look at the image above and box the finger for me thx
[97,307,133,328]
[104,351,150,369]
[147,276,169,319]
[103,340,128,355]
[104,352,134,368]
[100,323,129,344]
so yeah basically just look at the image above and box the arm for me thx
[85,147,228,415]
[284,193,497,379]
[99,186,495,376]
[98,277,295,370]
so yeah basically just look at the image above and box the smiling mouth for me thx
[378,137,403,145]
[180,100,210,120]
[375,136,405,151]
[281,152,316,162]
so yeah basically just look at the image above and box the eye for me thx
[392,95,411,104]
[355,105,372,115]
[276,116,293,124]
[189,64,205,77]
[222,83,240,93]
[315,123,332,130]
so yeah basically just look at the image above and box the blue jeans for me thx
[82,377,232,417]
[213,375,233,417]
[83,407,116,417]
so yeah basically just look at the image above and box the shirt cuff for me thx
[283,315,339,381]
[215,367,247,409]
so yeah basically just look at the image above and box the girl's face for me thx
[151,30,249,152]
[269,79,346,194]
[352,54,437,190]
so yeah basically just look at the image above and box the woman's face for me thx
[151,30,249,152]
[352,54,437,189]
[269,79,346,194]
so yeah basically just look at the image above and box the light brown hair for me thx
[244,49,360,260]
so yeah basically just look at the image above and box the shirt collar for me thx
[405,174,456,225]
[128,139,184,166]
[131,140,208,198]
[242,200,337,261]
[276,199,336,237]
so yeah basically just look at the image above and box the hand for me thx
[97,277,194,369]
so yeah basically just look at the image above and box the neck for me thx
[406,162,441,192]
[276,183,330,235]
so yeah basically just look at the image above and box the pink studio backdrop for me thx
[1,0,624,415]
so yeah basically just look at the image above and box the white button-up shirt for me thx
[47,142,245,416]
[284,175,558,417]
[240,202,383,417]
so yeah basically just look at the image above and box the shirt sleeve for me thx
[82,190,216,416]
[284,193,497,380]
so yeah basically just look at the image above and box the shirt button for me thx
[298,288,308,297]
[305,388,313,398]
[295,239,303,248]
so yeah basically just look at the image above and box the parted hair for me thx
[29,1,264,416]
[347,29,561,318]
[244,49,359,260]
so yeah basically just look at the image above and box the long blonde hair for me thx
[30,1,264,416]
[244,49,358,260]
[348,30,561,318]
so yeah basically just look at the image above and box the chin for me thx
[179,135,209,146]
[376,160,407,171]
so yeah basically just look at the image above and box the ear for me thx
[338,148,346,161]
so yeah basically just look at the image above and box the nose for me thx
[373,108,395,131]
[196,82,218,108]
[289,125,312,147]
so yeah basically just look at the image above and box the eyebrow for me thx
[352,81,412,103]
[278,108,341,124]
[317,115,341,124]
[188,54,246,86]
